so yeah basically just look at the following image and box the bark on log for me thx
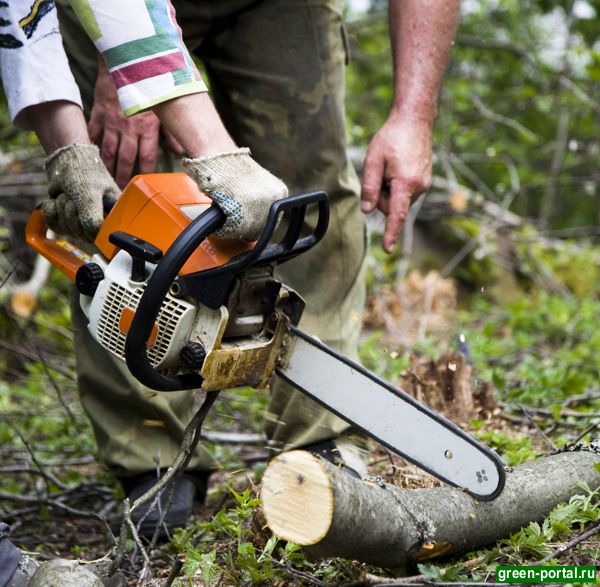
[261,448,600,567]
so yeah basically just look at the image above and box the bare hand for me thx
[361,115,433,253]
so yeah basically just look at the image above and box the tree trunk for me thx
[261,448,600,567]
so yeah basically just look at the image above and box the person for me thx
[1,0,460,537]
[0,0,291,536]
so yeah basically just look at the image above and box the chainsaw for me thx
[26,173,505,500]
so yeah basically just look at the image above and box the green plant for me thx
[475,430,537,466]
[500,484,600,564]
[172,487,308,585]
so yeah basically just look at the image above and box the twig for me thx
[518,403,557,451]
[4,308,76,421]
[363,578,510,586]
[0,263,17,290]
[0,340,76,378]
[109,391,220,577]
[3,255,51,296]
[562,391,600,408]
[147,391,221,551]
[565,421,600,449]
[366,581,525,587]
[540,107,569,228]
[0,488,115,543]
[502,403,600,419]
[535,518,600,564]
[364,572,421,584]
[8,425,62,493]
[202,431,264,444]
[470,93,539,143]
[163,558,184,587]
[0,464,68,489]
[0,299,74,339]
[0,455,95,469]
[123,498,151,573]
[256,546,327,587]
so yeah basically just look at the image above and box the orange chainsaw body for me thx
[26,173,253,282]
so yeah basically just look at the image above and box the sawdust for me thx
[363,270,457,346]
[398,352,497,427]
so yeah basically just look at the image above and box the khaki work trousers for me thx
[58,0,367,478]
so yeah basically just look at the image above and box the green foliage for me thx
[516,238,600,298]
[459,292,600,412]
[171,487,365,585]
[418,562,472,584]
[501,484,600,563]
[0,271,94,503]
[206,386,269,435]
[344,10,391,145]
[181,549,217,584]
[171,487,308,586]
[475,430,537,466]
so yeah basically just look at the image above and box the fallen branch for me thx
[261,448,600,567]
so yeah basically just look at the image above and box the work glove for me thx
[182,148,288,240]
[42,144,120,242]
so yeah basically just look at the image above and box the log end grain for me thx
[261,450,334,545]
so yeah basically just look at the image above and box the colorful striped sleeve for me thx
[0,0,83,129]
[69,0,207,116]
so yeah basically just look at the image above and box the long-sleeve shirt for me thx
[70,0,207,116]
[0,0,82,128]
[0,0,207,129]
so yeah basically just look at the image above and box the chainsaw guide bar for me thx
[277,326,505,500]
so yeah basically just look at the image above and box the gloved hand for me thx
[182,148,288,240]
[42,144,120,241]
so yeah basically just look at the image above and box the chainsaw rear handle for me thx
[125,191,329,391]
[25,195,118,282]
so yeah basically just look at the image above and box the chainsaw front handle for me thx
[177,191,329,308]
[125,205,225,391]
[124,191,329,391]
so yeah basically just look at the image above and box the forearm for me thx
[388,0,459,125]
[23,101,90,154]
[153,93,236,157]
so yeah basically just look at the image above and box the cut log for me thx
[261,448,600,567]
